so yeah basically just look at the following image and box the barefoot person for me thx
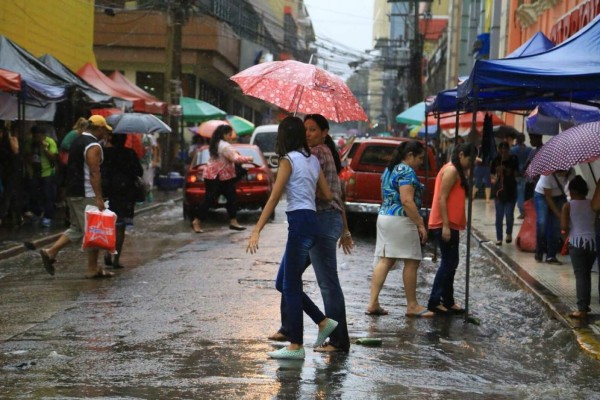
[247,116,337,360]
[366,140,433,318]
[38,115,113,278]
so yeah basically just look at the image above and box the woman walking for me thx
[427,143,476,315]
[101,133,143,269]
[190,125,252,233]
[247,116,337,360]
[268,114,353,353]
[366,140,433,318]
[490,141,519,245]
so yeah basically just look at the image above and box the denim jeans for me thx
[428,228,460,310]
[309,210,349,351]
[569,245,597,311]
[494,199,516,241]
[533,192,563,259]
[274,209,323,345]
[515,177,525,215]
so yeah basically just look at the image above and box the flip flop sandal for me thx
[365,308,389,316]
[39,249,55,276]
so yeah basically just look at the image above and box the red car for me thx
[338,136,439,226]
[183,144,274,219]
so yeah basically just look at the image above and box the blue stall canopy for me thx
[431,31,556,114]
[459,14,600,105]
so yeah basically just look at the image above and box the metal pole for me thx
[464,85,479,322]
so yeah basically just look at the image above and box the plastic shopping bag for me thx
[82,205,117,253]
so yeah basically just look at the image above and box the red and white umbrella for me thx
[526,121,600,177]
[230,60,368,123]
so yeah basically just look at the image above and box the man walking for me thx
[38,115,113,278]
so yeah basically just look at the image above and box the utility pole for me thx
[165,0,186,172]
[407,0,424,105]
[388,0,425,106]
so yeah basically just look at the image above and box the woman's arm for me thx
[338,206,353,254]
[544,188,562,218]
[439,166,459,241]
[560,202,570,233]
[247,158,291,254]
[399,184,427,243]
[316,169,333,201]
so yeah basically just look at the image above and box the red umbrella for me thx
[426,112,504,129]
[230,60,368,123]
[526,121,600,177]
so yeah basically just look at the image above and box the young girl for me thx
[247,116,337,360]
[561,175,596,320]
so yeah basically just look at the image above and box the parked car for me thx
[183,144,274,219]
[338,136,439,227]
[249,124,279,172]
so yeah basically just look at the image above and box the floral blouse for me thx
[379,162,423,216]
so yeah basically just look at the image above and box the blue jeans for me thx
[309,210,349,351]
[515,177,525,215]
[274,209,323,345]
[428,228,460,310]
[495,199,516,241]
[569,245,597,311]
[533,192,563,259]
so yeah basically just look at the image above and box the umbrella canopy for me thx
[396,102,426,125]
[427,112,504,129]
[106,113,171,134]
[230,60,368,123]
[225,115,254,136]
[189,120,239,140]
[180,97,227,123]
[526,121,600,177]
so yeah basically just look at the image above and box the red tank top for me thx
[429,162,466,230]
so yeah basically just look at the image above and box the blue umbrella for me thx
[396,102,426,125]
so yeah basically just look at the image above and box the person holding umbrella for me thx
[247,116,337,360]
[490,141,519,245]
[267,114,353,352]
[101,132,143,269]
[189,124,252,233]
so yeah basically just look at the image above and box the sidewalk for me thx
[0,190,182,261]
[470,199,600,359]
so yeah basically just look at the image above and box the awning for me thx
[0,68,20,92]
[108,71,165,114]
[78,63,157,113]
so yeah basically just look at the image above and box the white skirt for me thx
[374,215,422,261]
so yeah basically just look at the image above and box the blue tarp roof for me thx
[458,14,600,103]
[430,31,555,113]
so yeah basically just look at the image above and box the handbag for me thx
[83,205,117,253]
[134,176,149,203]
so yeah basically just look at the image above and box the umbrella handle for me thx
[292,85,305,117]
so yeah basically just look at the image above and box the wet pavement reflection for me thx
[1,202,599,399]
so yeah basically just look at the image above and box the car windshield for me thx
[253,131,277,153]
[192,146,264,167]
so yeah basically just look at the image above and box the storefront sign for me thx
[550,0,600,44]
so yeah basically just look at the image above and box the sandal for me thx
[568,311,588,319]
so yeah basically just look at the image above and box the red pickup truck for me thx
[338,137,439,226]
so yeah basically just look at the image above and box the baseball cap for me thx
[88,115,112,131]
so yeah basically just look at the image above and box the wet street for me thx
[1,200,600,399]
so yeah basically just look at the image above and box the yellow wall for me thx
[0,0,96,72]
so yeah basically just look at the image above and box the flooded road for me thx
[1,201,599,399]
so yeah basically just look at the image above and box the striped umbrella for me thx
[526,121,600,177]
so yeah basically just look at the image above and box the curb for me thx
[471,226,600,360]
[0,196,182,262]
